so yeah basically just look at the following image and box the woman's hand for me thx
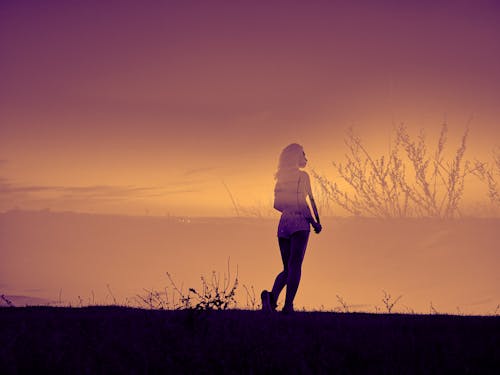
[312,222,322,234]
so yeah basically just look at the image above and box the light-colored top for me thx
[274,169,314,222]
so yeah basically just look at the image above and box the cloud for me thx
[183,167,217,176]
[58,185,159,197]
[0,178,201,208]
[0,182,57,194]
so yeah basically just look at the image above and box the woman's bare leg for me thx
[283,230,309,310]
[271,237,291,306]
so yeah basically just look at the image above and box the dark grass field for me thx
[1,307,499,374]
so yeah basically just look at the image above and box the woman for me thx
[261,143,322,313]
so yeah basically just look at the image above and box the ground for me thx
[0,306,498,374]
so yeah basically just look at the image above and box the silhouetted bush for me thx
[313,123,483,218]
[136,260,238,311]
[474,147,500,207]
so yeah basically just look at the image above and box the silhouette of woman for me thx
[261,143,322,313]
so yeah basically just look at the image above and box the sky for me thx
[1,0,500,216]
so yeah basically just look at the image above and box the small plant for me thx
[136,288,173,310]
[107,285,117,304]
[493,304,499,316]
[136,259,239,311]
[243,285,258,310]
[166,272,196,309]
[335,294,350,313]
[401,305,416,315]
[58,289,63,305]
[187,266,239,310]
[382,290,402,313]
[429,301,439,315]
[1,294,15,307]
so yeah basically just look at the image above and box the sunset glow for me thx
[1,1,499,314]
[1,1,499,216]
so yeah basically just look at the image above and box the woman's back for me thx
[274,169,308,213]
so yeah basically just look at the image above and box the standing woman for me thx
[261,143,322,313]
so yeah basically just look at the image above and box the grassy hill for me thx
[0,306,498,374]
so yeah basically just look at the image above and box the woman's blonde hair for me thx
[275,143,304,180]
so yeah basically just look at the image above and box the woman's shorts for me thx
[277,212,310,239]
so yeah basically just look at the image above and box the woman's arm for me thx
[302,172,321,232]
[303,173,319,222]
[309,196,320,225]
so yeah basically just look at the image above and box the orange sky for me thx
[1,1,499,216]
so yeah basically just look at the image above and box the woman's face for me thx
[298,150,307,168]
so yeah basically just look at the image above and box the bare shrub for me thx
[106,284,117,305]
[429,301,439,315]
[473,147,500,208]
[243,284,259,310]
[311,182,336,217]
[187,266,239,310]
[136,260,239,311]
[381,290,402,313]
[335,294,350,313]
[222,180,275,218]
[313,123,480,218]
[1,294,15,307]
[136,287,175,310]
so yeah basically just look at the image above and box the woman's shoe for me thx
[281,304,294,315]
[269,292,278,312]
[261,290,272,312]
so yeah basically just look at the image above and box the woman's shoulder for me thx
[299,170,310,180]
